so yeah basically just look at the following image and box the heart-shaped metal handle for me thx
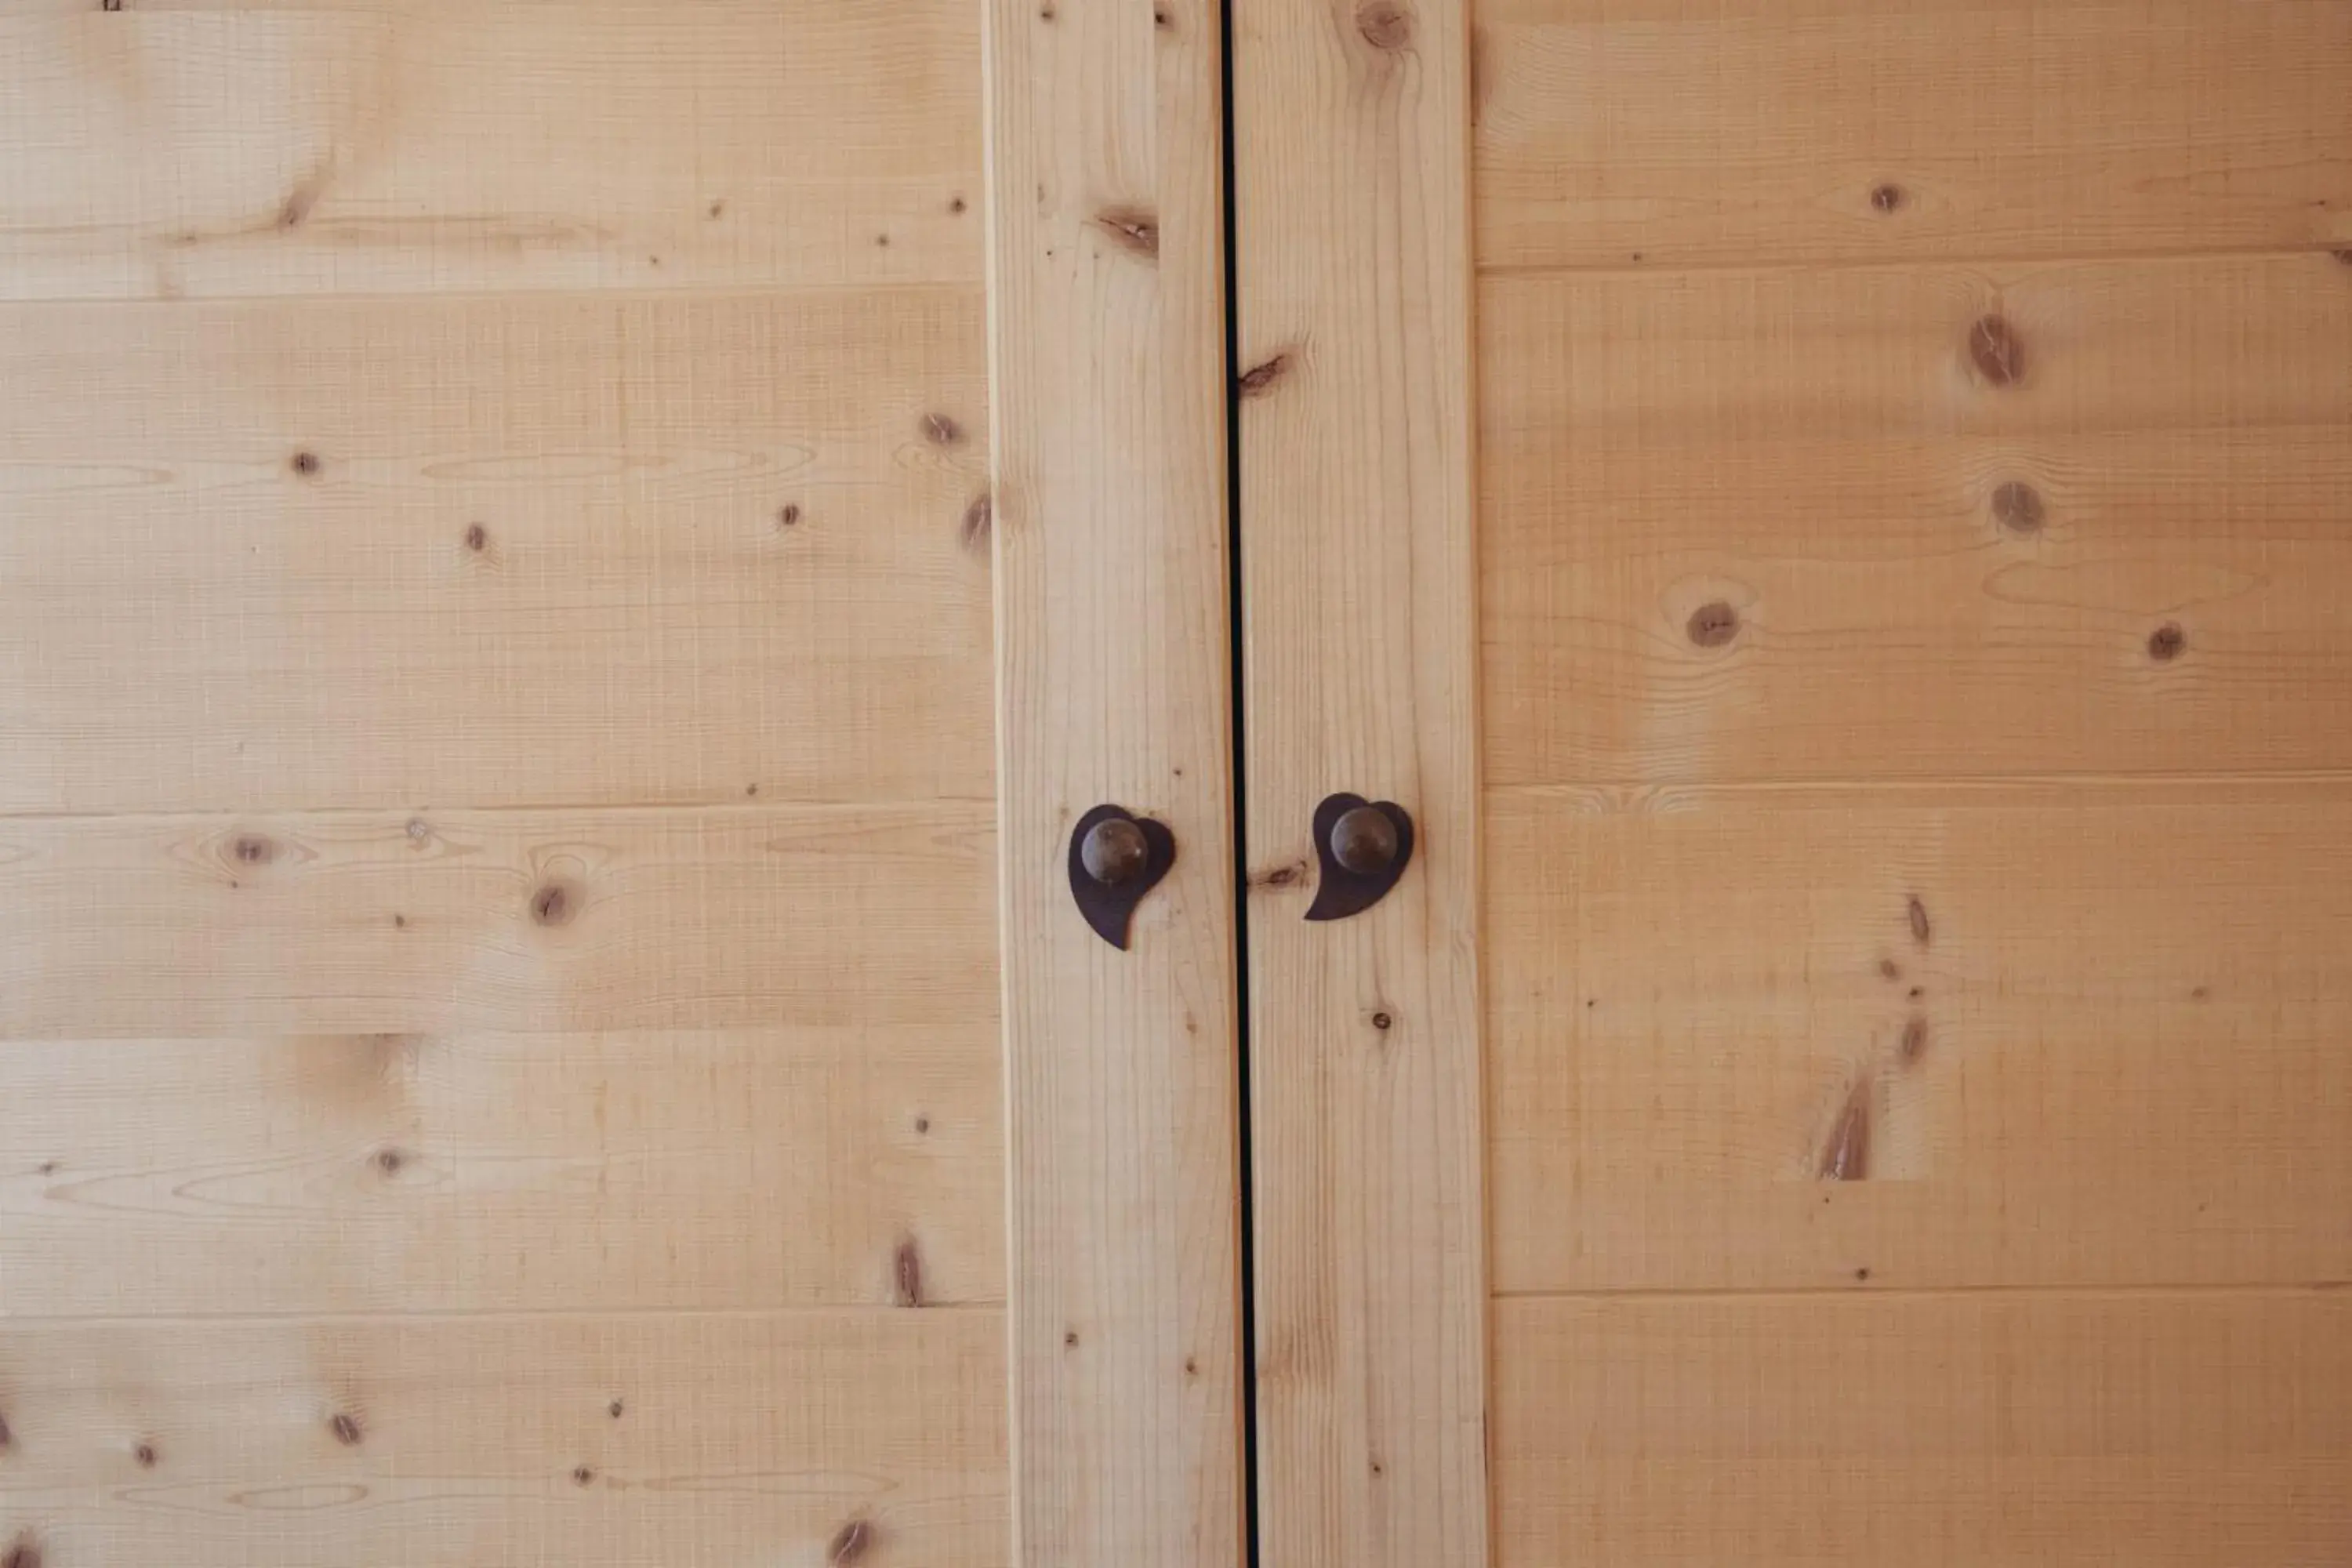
[1304,793,1414,921]
[1067,804,1177,949]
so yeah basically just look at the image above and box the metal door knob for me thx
[1329,804,1399,876]
[1081,816,1151,886]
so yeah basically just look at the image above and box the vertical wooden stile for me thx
[1229,0,1490,1566]
[982,0,1248,1563]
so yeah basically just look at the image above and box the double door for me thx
[2,1,2346,1565]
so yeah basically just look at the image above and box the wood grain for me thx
[1494,1290,2352,1567]
[1487,779,2352,1293]
[1462,6,2352,1563]
[1481,252,2352,786]
[1475,0,2352,270]
[1232,0,1487,1565]
[0,1311,1006,1568]
[984,0,1245,1563]
[0,1029,1000,1316]
[0,6,1019,1566]
[0,804,995,1039]
[0,4,981,299]
[0,287,992,815]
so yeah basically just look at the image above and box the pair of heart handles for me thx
[1067,793,1414,950]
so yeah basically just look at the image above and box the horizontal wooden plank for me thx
[0,1029,999,1316]
[1480,253,2352,785]
[0,4,981,299]
[1494,1290,2352,1567]
[0,803,996,1038]
[1474,0,2352,270]
[0,288,993,814]
[1487,781,2352,1293]
[0,1310,1006,1568]
[14,0,807,9]
[1480,252,2352,466]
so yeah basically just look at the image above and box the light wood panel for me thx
[1232,1,1486,1567]
[0,287,991,815]
[1475,0,2352,271]
[1457,2,2352,1564]
[2,2,1020,1565]
[984,0,1244,1563]
[1494,1290,2352,1567]
[1487,779,2352,1294]
[0,1311,1006,1568]
[0,803,994,1039]
[0,3,980,300]
[1481,252,2352,786]
[0,1028,1000,1317]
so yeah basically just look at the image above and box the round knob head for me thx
[1330,804,1399,876]
[1080,817,1151,887]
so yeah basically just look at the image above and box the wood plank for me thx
[1487,780,2352,1294]
[1480,252,2352,786]
[0,288,993,815]
[0,4,981,299]
[983,0,1245,1563]
[19,0,836,9]
[1474,0,2352,271]
[0,1310,1006,1568]
[0,803,995,1039]
[1232,0,1488,1566]
[1493,1290,2352,1567]
[0,1029,1000,1316]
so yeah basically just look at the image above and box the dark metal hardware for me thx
[1330,804,1399,875]
[1068,804,1176,949]
[1080,817,1151,887]
[1305,793,1414,922]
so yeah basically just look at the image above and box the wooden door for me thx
[1236,2,2352,1566]
[0,5,1241,1567]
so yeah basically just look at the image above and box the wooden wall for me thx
[1475,1,2352,1562]
[0,4,1005,1565]
[10,2,2349,1564]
